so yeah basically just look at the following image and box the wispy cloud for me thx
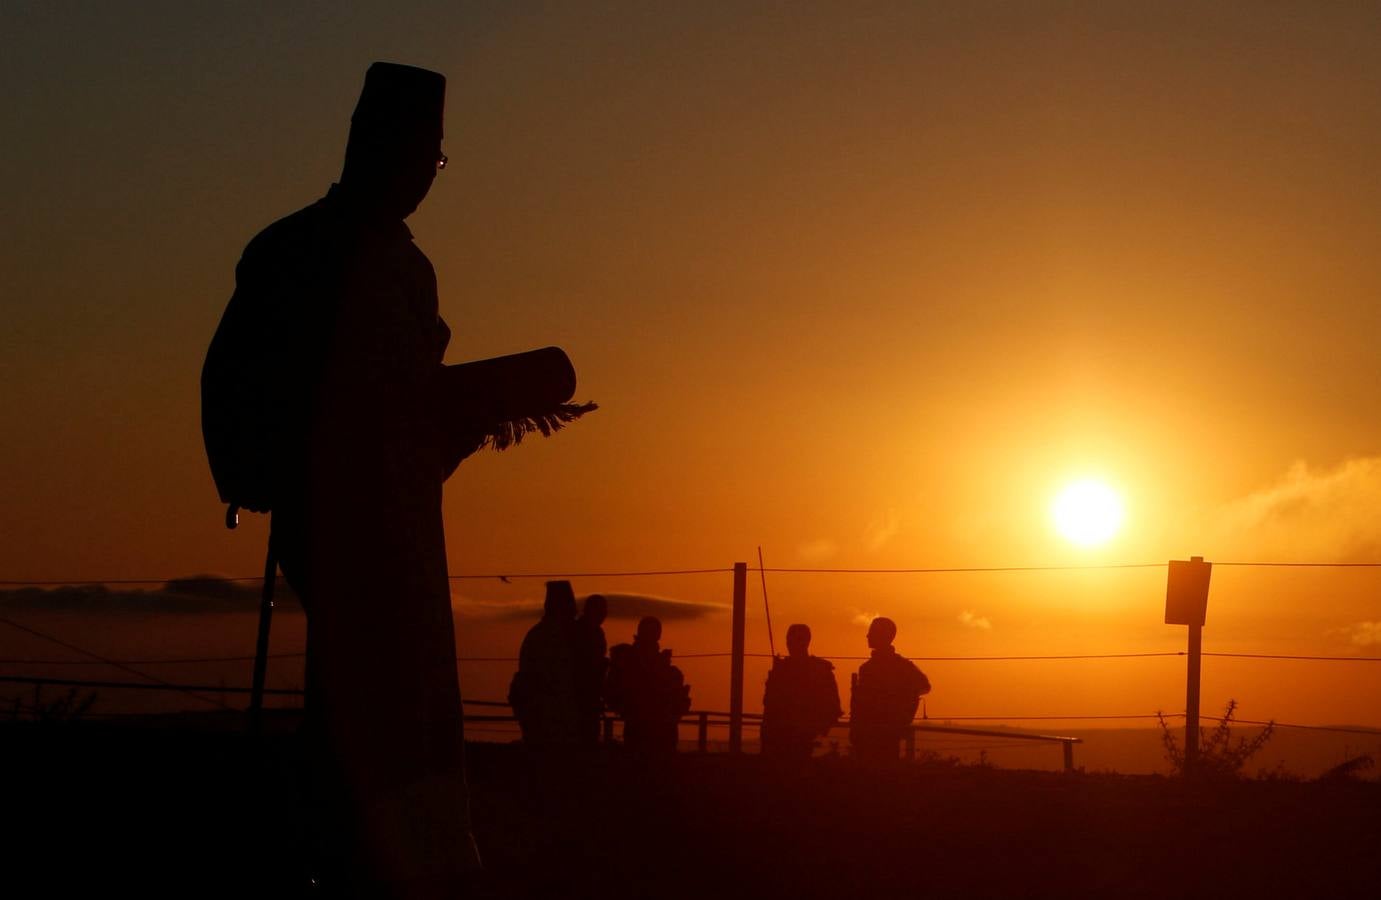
[796,539,838,562]
[1213,457,1381,560]
[957,610,992,630]
[1337,621,1381,647]
[864,509,899,551]
[452,591,727,622]
[849,607,881,627]
[0,576,301,615]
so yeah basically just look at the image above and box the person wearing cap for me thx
[205,62,481,896]
[762,623,842,760]
[849,617,931,763]
[604,617,692,755]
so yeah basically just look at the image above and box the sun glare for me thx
[1051,479,1125,547]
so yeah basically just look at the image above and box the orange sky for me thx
[2,3,1380,728]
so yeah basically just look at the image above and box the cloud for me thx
[796,539,838,562]
[2,579,727,625]
[864,509,899,551]
[0,576,301,615]
[1337,621,1381,647]
[1212,457,1381,560]
[957,610,992,630]
[849,607,881,626]
[452,591,727,622]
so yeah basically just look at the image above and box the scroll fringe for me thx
[483,401,599,451]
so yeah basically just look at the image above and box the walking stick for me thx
[227,503,276,737]
[249,536,277,737]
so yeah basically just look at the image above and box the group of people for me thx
[510,582,931,763]
[508,581,692,755]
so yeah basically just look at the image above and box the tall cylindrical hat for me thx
[351,61,445,143]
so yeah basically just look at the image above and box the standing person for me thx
[849,617,931,764]
[605,617,691,756]
[510,581,581,746]
[574,593,609,745]
[762,623,842,760]
[203,63,482,897]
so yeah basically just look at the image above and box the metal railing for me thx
[0,672,1082,769]
[471,700,1083,770]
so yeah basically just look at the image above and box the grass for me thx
[2,718,1378,898]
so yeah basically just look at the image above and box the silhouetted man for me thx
[849,617,930,763]
[605,616,691,755]
[762,623,842,760]
[510,580,581,745]
[574,593,609,745]
[203,62,481,896]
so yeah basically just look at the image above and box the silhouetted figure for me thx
[605,617,691,755]
[510,581,581,746]
[202,63,480,896]
[849,617,931,763]
[762,624,842,760]
[574,593,609,745]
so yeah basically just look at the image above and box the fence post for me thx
[1062,740,1074,772]
[905,726,916,761]
[730,562,747,754]
[698,712,709,753]
[1185,622,1202,773]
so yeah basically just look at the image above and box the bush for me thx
[1156,699,1274,779]
[8,686,98,724]
[1318,754,1375,782]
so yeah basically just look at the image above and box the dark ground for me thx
[3,718,1379,899]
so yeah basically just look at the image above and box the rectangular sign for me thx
[1165,557,1212,626]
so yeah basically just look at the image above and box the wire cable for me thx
[0,674,302,696]
[0,652,306,666]
[1215,561,1381,568]
[447,559,1381,579]
[921,713,1178,721]
[1195,715,1381,736]
[0,616,234,710]
[805,651,1186,662]
[0,578,263,585]
[757,563,1167,574]
[757,546,776,658]
[450,567,738,580]
[1203,652,1381,662]
[0,568,737,586]
[16,558,1381,586]
[12,649,1381,667]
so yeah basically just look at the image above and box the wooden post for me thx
[1185,622,1202,773]
[729,562,747,754]
[904,726,916,761]
[698,712,709,753]
[1062,740,1074,772]
[1165,556,1211,777]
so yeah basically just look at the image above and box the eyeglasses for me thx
[437,153,448,171]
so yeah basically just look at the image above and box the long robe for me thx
[512,615,581,745]
[207,183,479,892]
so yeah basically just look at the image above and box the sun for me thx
[1051,479,1125,547]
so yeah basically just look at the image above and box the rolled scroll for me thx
[441,346,597,450]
